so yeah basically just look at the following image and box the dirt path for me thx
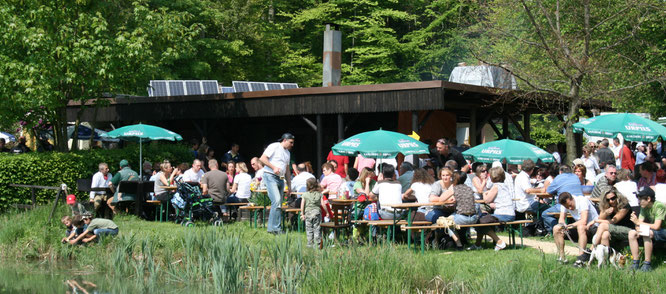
[497,235,580,256]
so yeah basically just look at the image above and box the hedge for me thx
[0,144,193,212]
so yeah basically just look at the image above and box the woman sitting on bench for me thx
[468,166,512,251]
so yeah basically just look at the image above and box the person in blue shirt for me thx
[542,165,584,233]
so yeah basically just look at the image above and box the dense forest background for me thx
[0,0,664,152]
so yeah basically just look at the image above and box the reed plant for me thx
[1,202,665,293]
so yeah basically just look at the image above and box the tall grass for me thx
[1,202,665,293]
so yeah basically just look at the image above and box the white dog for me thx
[587,244,625,269]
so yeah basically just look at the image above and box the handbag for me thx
[479,214,500,224]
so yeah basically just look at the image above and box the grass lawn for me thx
[1,204,665,293]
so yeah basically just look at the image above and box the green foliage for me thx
[284,0,475,85]
[0,144,193,211]
[0,1,198,149]
[530,114,566,149]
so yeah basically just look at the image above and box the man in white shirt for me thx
[90,163,112,216]
[514,159,541,214]
[291,163,314,193]
[182,159,205,183]
[260,133,294,234]
[553,192,599,267]
[612,137,622,167]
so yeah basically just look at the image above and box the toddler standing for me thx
[301,178,325,248]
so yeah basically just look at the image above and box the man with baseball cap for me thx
[628,187,665,271]
[260,133,294,234]
[107,159,139,214]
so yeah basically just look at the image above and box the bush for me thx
[0,144,193,211]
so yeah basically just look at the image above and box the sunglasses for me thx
[608,172,616,175]
[607,196,617,201]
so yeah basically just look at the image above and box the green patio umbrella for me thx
[573,113,666,141]
[462,139,554,165]
[332,129,430,159]
[101,123,183,177]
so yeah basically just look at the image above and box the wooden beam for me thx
[507,115,529,141]
[488,120,503,139]
[337,114,344,141]
[469,108,477,146]
[301,116,317,132]
[418,111,434,131]
[502,116,509,139]
[316,115,323,177]
[523,112,531,141]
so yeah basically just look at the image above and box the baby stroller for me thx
[171,181,222,227]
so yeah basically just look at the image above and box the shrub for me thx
[0,144,193,211]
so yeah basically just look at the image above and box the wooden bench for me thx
[145,200,165,222]
[351,219,432,243]
[401,220,534,253]
[239,205,269,228]
[281,207,304,232]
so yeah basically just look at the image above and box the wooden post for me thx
[411,111,418,132]
[502,116,509,139]
[337,114,344,142]
[316,114,323,177]
[470,108,477,146]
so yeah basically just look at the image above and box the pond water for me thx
[0,261,198,293]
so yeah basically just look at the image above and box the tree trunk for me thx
[53,107,69,152]
[565,81,583,165]
[88,106,98,149]
[71,117,81,151]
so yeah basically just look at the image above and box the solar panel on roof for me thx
[232,81,251,92]
[221,87,235,93]
[249,82,267,91]
[168,81,185,96]
[266,83,282,90]
[282,83,298,89]
[150,81,168,97]
[185,81,202,95]
[202,81,219,94]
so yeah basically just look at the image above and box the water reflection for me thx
[0,262,199,293]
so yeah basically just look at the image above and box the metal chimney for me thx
[323,24,341,87]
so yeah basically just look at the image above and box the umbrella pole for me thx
[139,140,143,178]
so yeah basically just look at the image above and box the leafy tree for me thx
[467,0,665,164]
[284,0,474,85]
[0,0,198,151]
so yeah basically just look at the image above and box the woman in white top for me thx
[401,168,435,220]
[614,168,639,214]
[468,167,513,251]
[580,145,600,184]
[228,162,252,203]
[154,161,179,202]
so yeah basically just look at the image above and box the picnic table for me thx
[386,201,452,248]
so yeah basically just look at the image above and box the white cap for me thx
[491,161,503,169]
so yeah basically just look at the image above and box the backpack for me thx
[363,203,381,220]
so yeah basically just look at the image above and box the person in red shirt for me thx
[621,140,636,171]
[327,150,349,178]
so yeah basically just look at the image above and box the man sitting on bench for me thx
[628,187,665,272]
[553,192,598,267]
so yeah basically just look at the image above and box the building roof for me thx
[67,80,609,122]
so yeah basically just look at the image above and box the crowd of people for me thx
[60,134,666,272]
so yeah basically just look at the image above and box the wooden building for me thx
[67,80,606,169]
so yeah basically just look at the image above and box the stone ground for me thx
[497,235,579,255]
